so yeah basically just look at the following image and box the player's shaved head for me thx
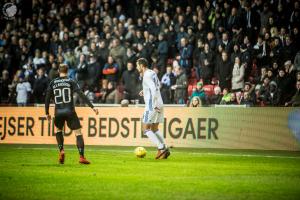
[59,64,68,74]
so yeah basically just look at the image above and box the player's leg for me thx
[151,123,166,150]
[142,111,161,149]
[67,113,90,164]
[54,116,65,164]
[143,123,161,149]
[73,129,89,164]
[151,123,170,159]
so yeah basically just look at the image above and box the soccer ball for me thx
[134,147,146,158]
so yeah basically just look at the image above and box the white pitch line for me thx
[12,146,300,159]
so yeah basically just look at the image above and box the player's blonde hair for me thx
[59,64,68,74]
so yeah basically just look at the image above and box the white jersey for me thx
[143,69,164,111]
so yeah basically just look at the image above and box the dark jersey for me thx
[45,76,93,116]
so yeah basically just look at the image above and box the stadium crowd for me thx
[0,0,300,107]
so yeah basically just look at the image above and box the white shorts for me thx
[142,109,164,124]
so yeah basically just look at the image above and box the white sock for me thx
[154,130,166,150]
[144,130,162,149]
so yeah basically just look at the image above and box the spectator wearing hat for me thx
[190,82,206,105]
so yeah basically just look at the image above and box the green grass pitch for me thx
[0,144,300,200]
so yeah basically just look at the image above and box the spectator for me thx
[172,66,187,104]
[98,40,109,68]
[75,54,88,88]
[0,70,10,103]
[199,43,214,84]
[264,82,280,106]
[48,62,59,81]
[285,80,300,107]
[227,93,238,105]
[87,54,100,88]
[33,49,46,70]
[243,82,256,103]
[208,86,222,105]
[16,76,31,106]
[190,82,206,105]
[231,57,245,92]
[161,65,176,104]
[0,0,299,106]
[64,48,77,79]
[157,33,168,73]
[179,37,193,74]
[121,62,140,102]
[240,92,254,107]
[110,38,126,73]
[218,32,233,54]
[258,77,271,105]
[103,81,119,104]
[215,51,232,90]
[220,88,231,104]
[189,96,202,107]
[102,56,119,83]
[32,68,49,103]
[294,50,300,71]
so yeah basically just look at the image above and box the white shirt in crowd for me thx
[16,81,31,104]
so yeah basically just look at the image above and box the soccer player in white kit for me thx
[136,58,170,159]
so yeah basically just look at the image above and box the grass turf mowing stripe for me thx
[11,146,300,159]
[0,144,300,200]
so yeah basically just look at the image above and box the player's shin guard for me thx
[76,135,85,157]
[56,131,64,152]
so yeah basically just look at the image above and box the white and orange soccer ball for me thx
[134,147,147,158]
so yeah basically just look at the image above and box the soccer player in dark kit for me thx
[45,64,99,164]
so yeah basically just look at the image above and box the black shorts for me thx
[54,112,81,130]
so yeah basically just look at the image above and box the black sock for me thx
[76,135,84,157]
[56,131,64,151]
